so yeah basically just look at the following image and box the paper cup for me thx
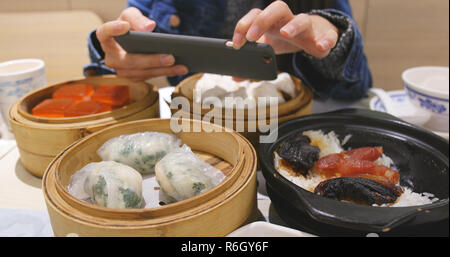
[0,59,46,135]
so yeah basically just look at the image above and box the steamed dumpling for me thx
[68,161,143,209]
[248,81,285,105]
[194,73,248,102]
[97,132,181,174]
[155,145,225,202]
[193,72,296,108]
[270,72,297,99]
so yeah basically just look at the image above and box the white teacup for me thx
[402,66,449,132]
[0,59,46,137]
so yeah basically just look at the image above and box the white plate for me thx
[158,87,175,119]
[370,90,449,140]
[227,221,316,237]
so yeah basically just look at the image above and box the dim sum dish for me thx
[33,83,125,118]
[20,78,146,123]
[172,72,312,119]
[193,72,297,109]
[43,118,257,236]
[9,75,159,177]
[259,109,449,234]
[69,133,226,209]
[68,161,143,209]
[97,132,181,174]
[171,73,313,147]
[155,144,226,202]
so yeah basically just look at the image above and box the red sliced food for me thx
[52,84,94,102]
[91,85,130,107]
[314,153,343,175]
[343,147,383,161]
[314,146,400,184]
[64,101,112,117]
[32,98,76,118]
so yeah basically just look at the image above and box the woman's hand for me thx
[232,1,339,58]
[96,7,188,81]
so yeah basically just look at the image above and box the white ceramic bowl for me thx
[402,66,449,132]
[369,90,449,140]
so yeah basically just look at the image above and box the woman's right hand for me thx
[96,7,188,81]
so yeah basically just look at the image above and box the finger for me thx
[115,65,189,81]
[279,13,313,39]
[96,20,130,53]
[245,1,293,42]
[106,53,176,70]
[232,8,262,49]
[316,29,339,52]
[96,20,130,44]
[119,7,156,32]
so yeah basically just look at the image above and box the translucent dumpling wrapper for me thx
[155,145,226,202]
[68,161,143,209]
[97,132,181,174]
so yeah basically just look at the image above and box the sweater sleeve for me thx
[292,9,372,100]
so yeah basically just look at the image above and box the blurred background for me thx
[0,0,448,89]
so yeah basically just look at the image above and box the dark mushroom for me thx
[314,176,403,206]
[278,134,320,176]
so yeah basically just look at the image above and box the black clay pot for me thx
[259,109,449,234]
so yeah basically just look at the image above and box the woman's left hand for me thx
[232,1,339,58]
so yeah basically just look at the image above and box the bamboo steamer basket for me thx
[171,73,310,119]
[170,74,313,146]
[171,98,312,147]
[42,118,257,236]
[9,76,160,177]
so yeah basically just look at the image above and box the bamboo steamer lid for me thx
[8,76,160,177]
[171,73,311,119]
[42,118,257,236]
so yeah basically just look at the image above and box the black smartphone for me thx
[114,31,278,80]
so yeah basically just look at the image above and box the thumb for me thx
[119,7,156,32]
[96,20,130,44]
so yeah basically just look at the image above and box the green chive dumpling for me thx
[155,145,226,202]
[97,132,181,174]
[68,161,143,209]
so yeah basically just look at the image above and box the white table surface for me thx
[0,87,370,237]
